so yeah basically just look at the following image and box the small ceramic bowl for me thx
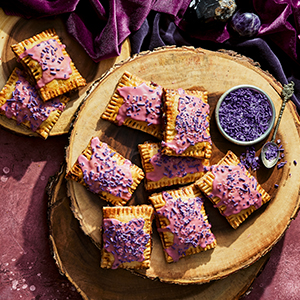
[215,85,276,146]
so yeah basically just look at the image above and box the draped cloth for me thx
[0,0,190,61]
[0,0,300,110]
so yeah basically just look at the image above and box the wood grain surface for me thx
[0,8,131,137]
[48,163,270,300]
[65,46,300,284]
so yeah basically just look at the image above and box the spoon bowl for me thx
[260,141,280,169]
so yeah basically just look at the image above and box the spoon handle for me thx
[271,81,294,142]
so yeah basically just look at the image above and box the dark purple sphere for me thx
[231,10,261,37]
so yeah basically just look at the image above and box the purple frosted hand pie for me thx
[101,205,154,270]
[149,184,216,263]
[65,136,145,206]
[11,28,86,101]
[162,88,212,159]
[138,141,209,190]
[0,67,69,139]
[101,71,163,139]
[195,150,271,229]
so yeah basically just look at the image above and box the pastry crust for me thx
[149,184,216,263]
[11,28,86,101]
[195,151,271,229]
[101,71,163,139]
[162,88,212,159]
[138,141,209,190]
[101,205,154,270]
[0,67,69,139]
[65,137,145,206]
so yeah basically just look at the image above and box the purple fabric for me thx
[0,0,300,110]
[0,0,300,111]
[0,0,190,62]
[130,2,300,112]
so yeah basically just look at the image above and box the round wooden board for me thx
[48,164,270,300]
[66,46,300,284]
[0,8,131,137]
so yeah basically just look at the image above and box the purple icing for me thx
[0,69,65,132]
[156,191,215,262]
[163,89,211,154]
[209,164,262,216]
[19,39,72,88]
[147,148,206,181]
[102,218,150,269]
[78,137,133,200]
[116,82,162,126]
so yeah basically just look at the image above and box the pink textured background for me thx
[1,124,300,299]
[0,127,82,299]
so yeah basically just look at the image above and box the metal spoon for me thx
[260,81,294,168]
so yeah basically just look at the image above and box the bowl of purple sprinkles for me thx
[215,85,276,146]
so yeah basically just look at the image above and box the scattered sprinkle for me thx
[240,146,260,171]
[277,161,287,169]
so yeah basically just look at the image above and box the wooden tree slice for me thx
[66,46,300,284]
[0,8,131,137]
[48,163,270,300]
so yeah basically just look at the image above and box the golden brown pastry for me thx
[195,150,271,229]
[101,205,154,270]
[0,67,69,139]
[138,141,209,190]
[161,88,212,159]
[11,28,86,101]
[101,71,163,139]
[149,184,216,263]
[65,136,144,206]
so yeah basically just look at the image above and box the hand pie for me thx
[161,88,212,159]
[101,205,154,270]
[195,150,271,229]
[0,67,69,139]
[138,141,209,190]
[101,71,163,139]
[11,28,86,101]
[65,136,145,206]
[149,184,216,263]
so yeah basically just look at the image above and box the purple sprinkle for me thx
[239,146,260,171]
[277,161,287,169]
[264,143,278,161]
[218,88,273,142]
